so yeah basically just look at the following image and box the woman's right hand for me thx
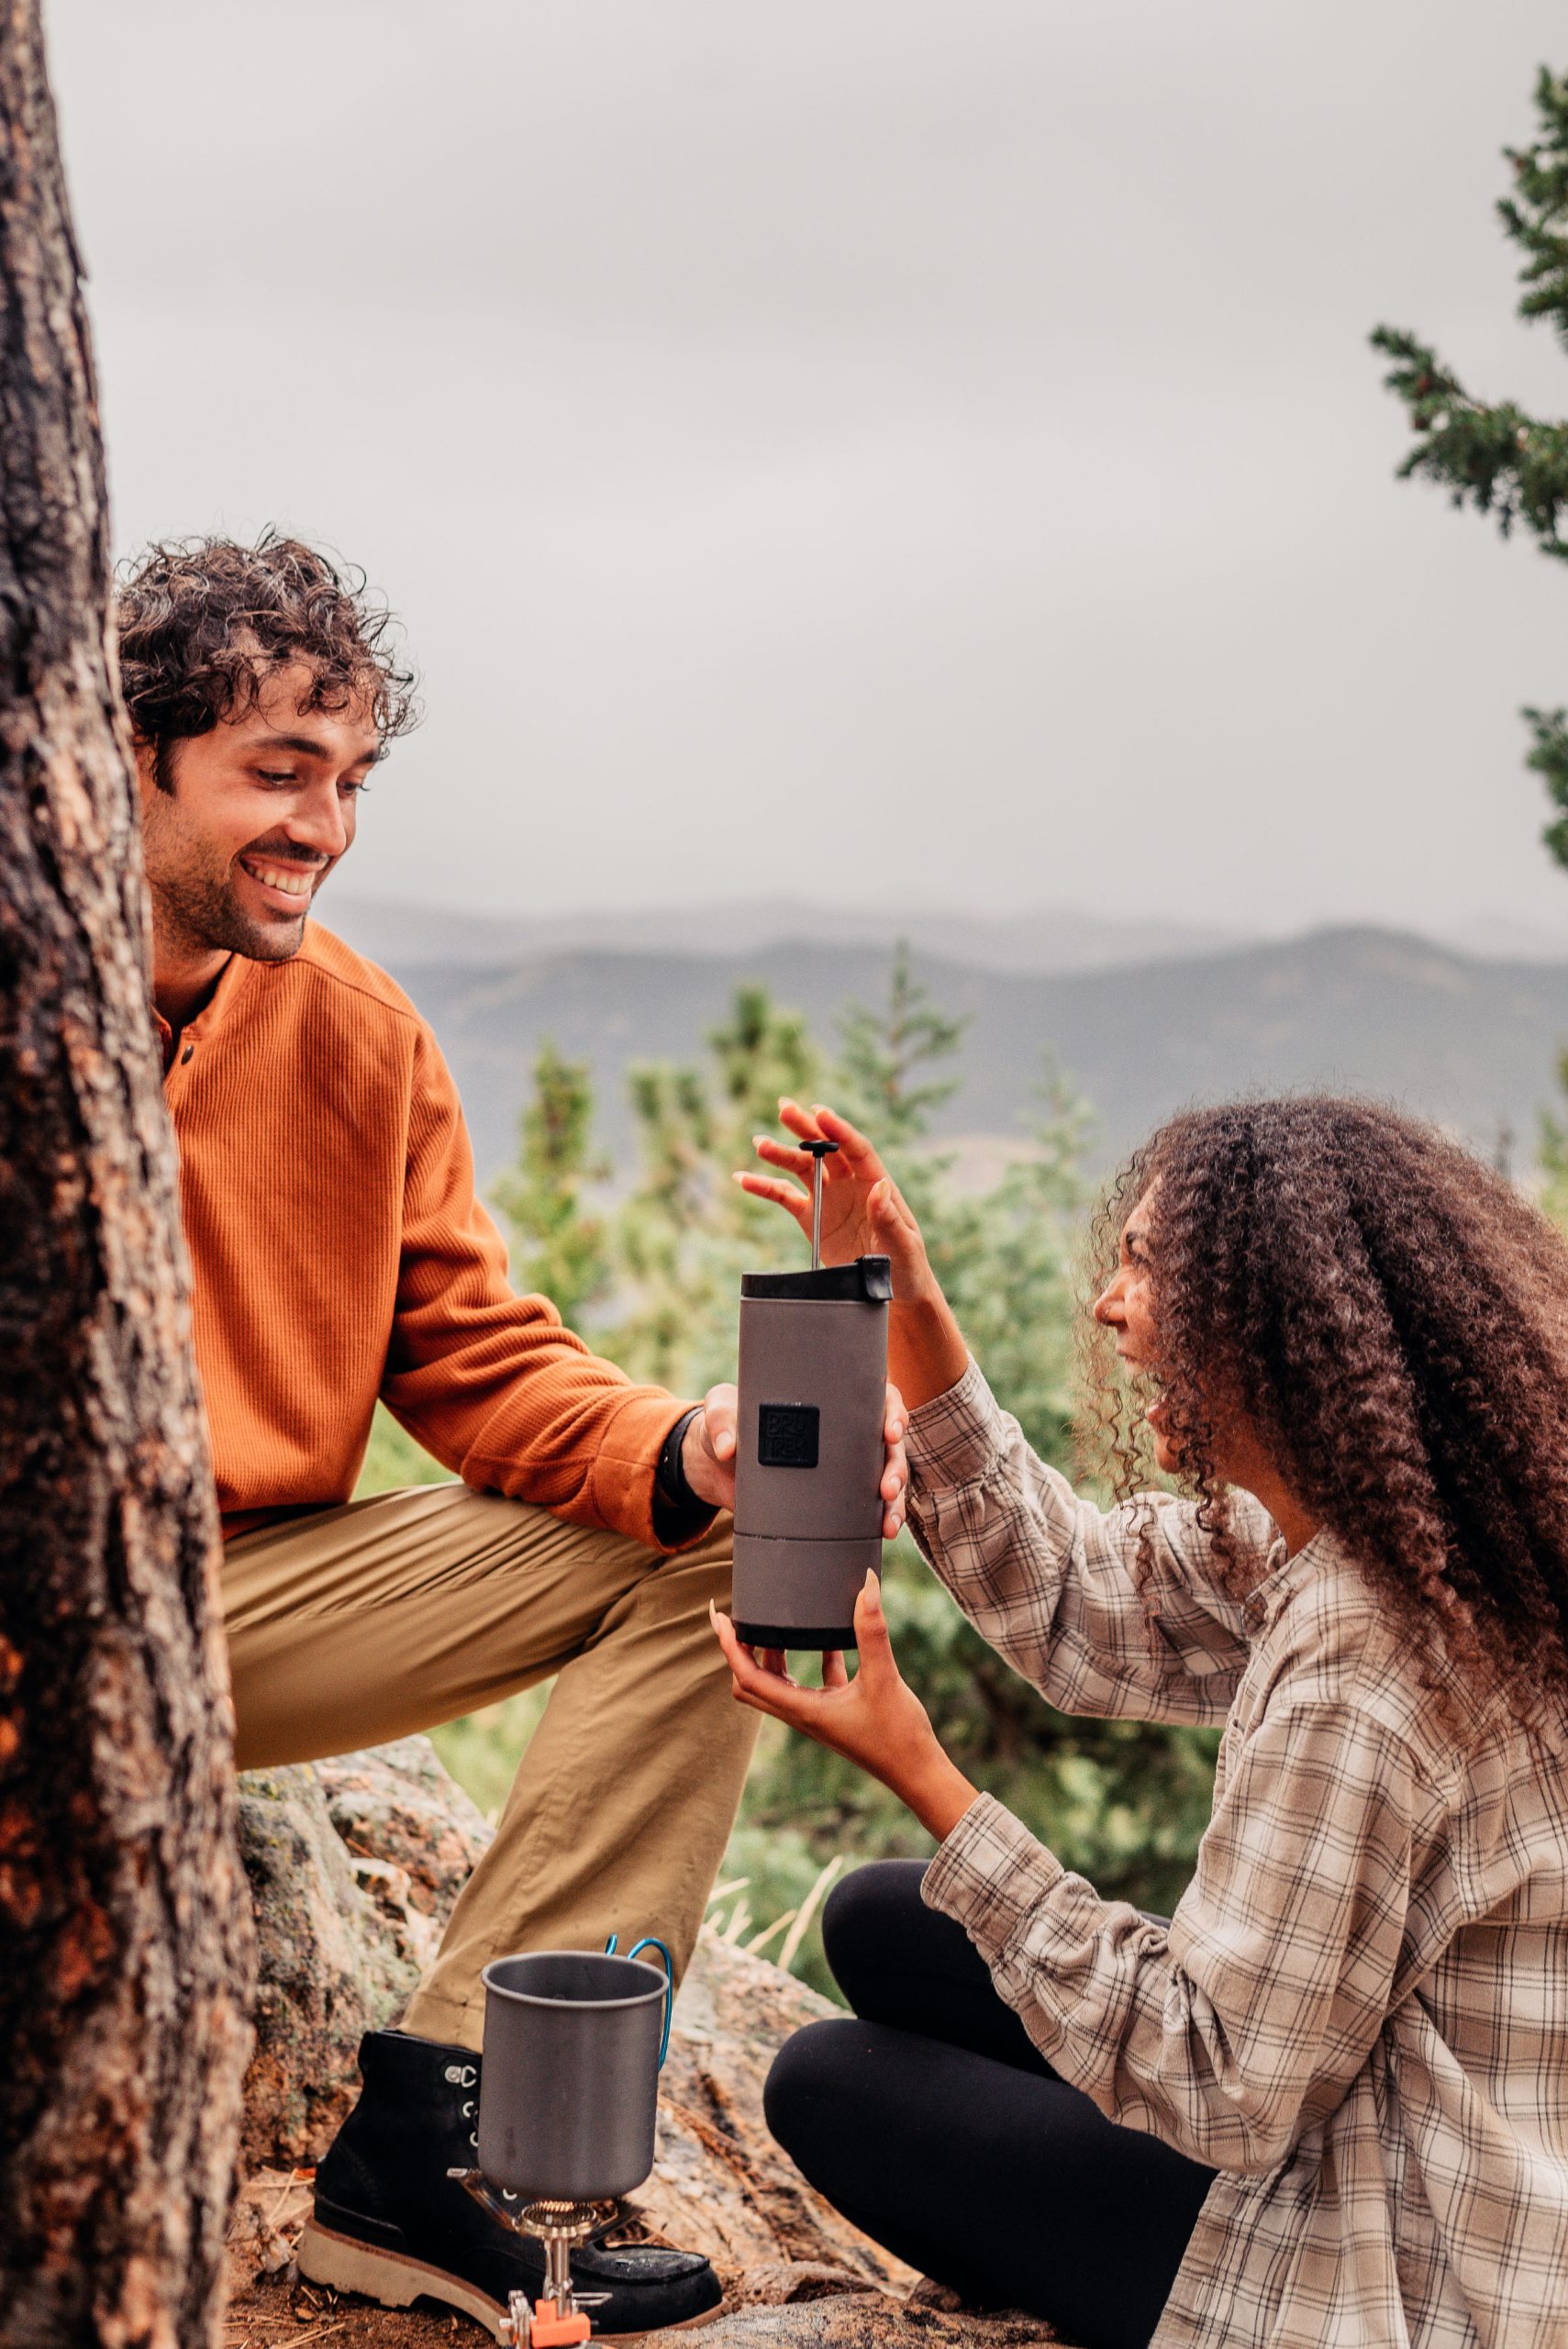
[737,1100,972,1413]
[735,1100,939,1302]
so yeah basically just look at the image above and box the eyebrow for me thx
[251,730,384,766]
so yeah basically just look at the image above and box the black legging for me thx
[763,1860,1216,2349]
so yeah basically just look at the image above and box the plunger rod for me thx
[804,1140,839,1271]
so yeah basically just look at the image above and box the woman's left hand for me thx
[711,1574,980,1843]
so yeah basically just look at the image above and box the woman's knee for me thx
[763,2019,870,2166]
[820,1857,929,1987]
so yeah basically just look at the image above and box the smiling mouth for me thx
[239,855,320,902]
[1118,1350,1170,1424]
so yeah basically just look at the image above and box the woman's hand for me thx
[736,1101,971,1412]
[684,1381,911,1539]
[711,1573,980,1844]
[735,1100,939,1301]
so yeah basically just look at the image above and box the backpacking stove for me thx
[450,2173,612,2345]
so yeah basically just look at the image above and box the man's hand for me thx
[711,1574,980,1843]
[682,1381,910,1537]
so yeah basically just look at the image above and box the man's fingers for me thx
[701,1384,739,1462]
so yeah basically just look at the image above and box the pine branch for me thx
[1526,705,1568,868]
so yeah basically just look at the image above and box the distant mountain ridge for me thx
[344,920,1568,1186]
[325,894,1254,976]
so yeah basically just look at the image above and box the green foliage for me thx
[490,1041,612,1327]
[356,1399,454,1498]
[1540,1052,1568,1230]
[1373,67,1568,865]
[603,988,817,1393]
[836,943,967,1144]
[1526,707,1568,869]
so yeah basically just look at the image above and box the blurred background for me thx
[47,0,1568,1988]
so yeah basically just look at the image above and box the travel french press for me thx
[731,1139,891,1649]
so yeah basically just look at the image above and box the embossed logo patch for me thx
[757,1402,820,1468]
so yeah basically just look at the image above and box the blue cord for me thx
[604,1932,674,2066]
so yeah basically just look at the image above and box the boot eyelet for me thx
[470,2131,479,2147]
[462,2100,474,2118]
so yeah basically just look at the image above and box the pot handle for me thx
[605,1933,674,2068]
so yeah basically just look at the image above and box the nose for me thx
[286,779,350,863]
[1093,1271,1126,1328]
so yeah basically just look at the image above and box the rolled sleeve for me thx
[922,1790,1067,1957]
[906,1357,1007,1493]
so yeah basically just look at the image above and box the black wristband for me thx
[654,1406,705,1515]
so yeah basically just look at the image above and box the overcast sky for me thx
[42,0,1568,939]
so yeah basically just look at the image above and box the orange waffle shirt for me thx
[156,921,693,1545]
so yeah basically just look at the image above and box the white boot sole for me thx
[296,2216,725,2340]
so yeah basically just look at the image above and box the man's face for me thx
[137,661,380,964]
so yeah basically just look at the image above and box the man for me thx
[117,534,908,2338]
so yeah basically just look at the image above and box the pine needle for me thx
[743,1908,798,1957]
[778,1854,844,1974]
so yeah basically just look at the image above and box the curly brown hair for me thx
[1080,1097,1568,1722]
[116,532,418,785]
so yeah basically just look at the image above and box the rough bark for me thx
[0,5,255,2343]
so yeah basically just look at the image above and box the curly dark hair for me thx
[116,532,419,784]
[1080,1097,1568,1724]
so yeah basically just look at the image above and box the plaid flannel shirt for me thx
[906,1359,1568,2349]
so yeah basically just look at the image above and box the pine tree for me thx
[1373,66,1568,855]
[606,987,818,1391]
[491,1041,612,1327]
[835,943,968,1145]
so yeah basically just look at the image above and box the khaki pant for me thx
[223,1485,758,2052]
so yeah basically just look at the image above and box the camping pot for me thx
[477,1946,673,2202]
[732,1252,892,1650]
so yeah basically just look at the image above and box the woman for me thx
[713,1095,1568,2349]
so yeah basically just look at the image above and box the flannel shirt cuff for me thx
[906,1356,1006,1494]
[921,1790,1065,1961]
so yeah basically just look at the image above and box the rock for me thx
[728,2264,896,2308]
[701,2301,1057,2344]
[236,1762,419,2167]
[315,1735,495,1920]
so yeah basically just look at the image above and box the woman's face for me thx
[1093,1190,1179,1471]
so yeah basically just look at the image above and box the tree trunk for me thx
[0,6,255,2343]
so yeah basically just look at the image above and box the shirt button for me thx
[181,1043,195,1065]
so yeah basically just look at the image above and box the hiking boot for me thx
[298,2028,723,2338]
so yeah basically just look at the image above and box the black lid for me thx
[740,1254,893,1303]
